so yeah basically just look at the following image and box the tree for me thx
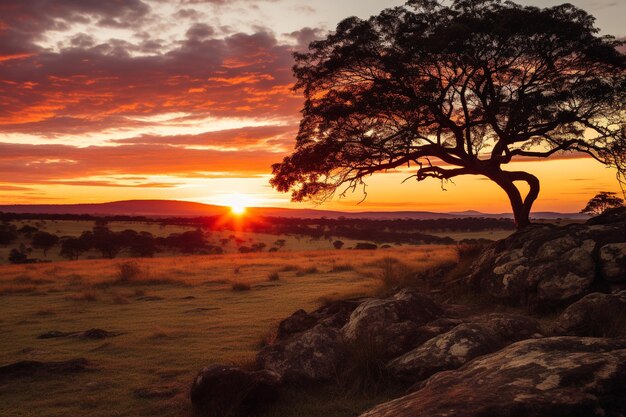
[333,240,344,250]
[31,231,59,256]
[8,248,28,264]
[580,191,624,215]
[59,237,88,260]
[271,0,625,228]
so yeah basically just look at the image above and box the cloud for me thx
[0,142,284,183]
[0,28,301,136]
[113,124,296,148]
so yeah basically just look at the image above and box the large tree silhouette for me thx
[271,0,625,228]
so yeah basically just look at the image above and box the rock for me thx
[411,318,465,347]
[387,323,503,382]
[599,243,626,283]
[190,364,280,417]
[135,296,163,301]
[257,324,345,382]
[342,289,443,358]
[276,299,364,341]
[387,313,541,383]
[276,309,318,340]
[468,210,626,308]
[0,358,90,381]
[552,291,626,337]
[360,337,626,417]
[134,386,180,399]
[37,330,75,339]
[37,328,120,340]
[80,328,119,339]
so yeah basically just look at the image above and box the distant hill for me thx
[0,199,589,220]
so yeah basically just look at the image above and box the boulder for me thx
[276,299,364,341]
[257,324,345,382]
[387,323,503,382]
[276,309,317,340]
[468,210,626,308]
[360,337,626,417]
[190,364,280,417]
[552,291,626,337]
[342,289,443,358]
[599,243,626,283]
[387,314,540,382]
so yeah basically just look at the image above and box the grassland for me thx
[0,245,458,417]
[1,219,411,264]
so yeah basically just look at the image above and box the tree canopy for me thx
[580,191,624,215]
[271,0,626,227]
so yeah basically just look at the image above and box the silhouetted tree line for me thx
[1,213,515,260]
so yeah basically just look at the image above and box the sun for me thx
[223,193,253,215]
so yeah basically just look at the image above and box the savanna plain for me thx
[0,218,485,417]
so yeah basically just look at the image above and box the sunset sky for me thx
[1,0,624,213]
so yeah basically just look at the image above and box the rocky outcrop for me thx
[341,289,444,358]
[360,337,626,417]
[190,364,280,417]
[257,324,346,382]
[468,207,626,308]
[387,314,541,382]
[552,291,626,337]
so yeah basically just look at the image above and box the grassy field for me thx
[0,246,458,417]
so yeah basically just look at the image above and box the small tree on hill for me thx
[580,191,624,215]
[271,0,625,229]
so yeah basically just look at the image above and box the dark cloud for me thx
[186,23,215,39]
[287,27,325,49]
[0,27,301,136]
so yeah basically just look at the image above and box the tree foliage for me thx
[271,0,626,228]
[580,191,624,215]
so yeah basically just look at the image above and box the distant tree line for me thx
[1,213,517,263]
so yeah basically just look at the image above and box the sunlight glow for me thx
[223,193,254,215]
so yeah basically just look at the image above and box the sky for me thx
[0,0,624,213]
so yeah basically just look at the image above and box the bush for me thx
[267,272,280,281]
[456,240,489,260]
[231,282,251,291]
[295,266,318,276]
[378,257,415,290]
[115,261,141,283]
[331,263,354,272]
[355,242,377,250]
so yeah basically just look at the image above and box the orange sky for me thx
[0,0,624,213]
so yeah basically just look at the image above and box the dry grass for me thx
[0,245,457,417]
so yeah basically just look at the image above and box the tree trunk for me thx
[488,169,540,229]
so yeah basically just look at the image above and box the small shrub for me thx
[66,289,98,302]
[455,240,488,260]
[231,282,251,292]
[267,272,280,281]
[115,261,141,283]
[279,265,298,272]
[331,263,354,272]
[355,242,377,250]
[295,266,318,276]
[378,257,415,290]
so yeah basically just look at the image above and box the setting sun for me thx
[224,193,253,215]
